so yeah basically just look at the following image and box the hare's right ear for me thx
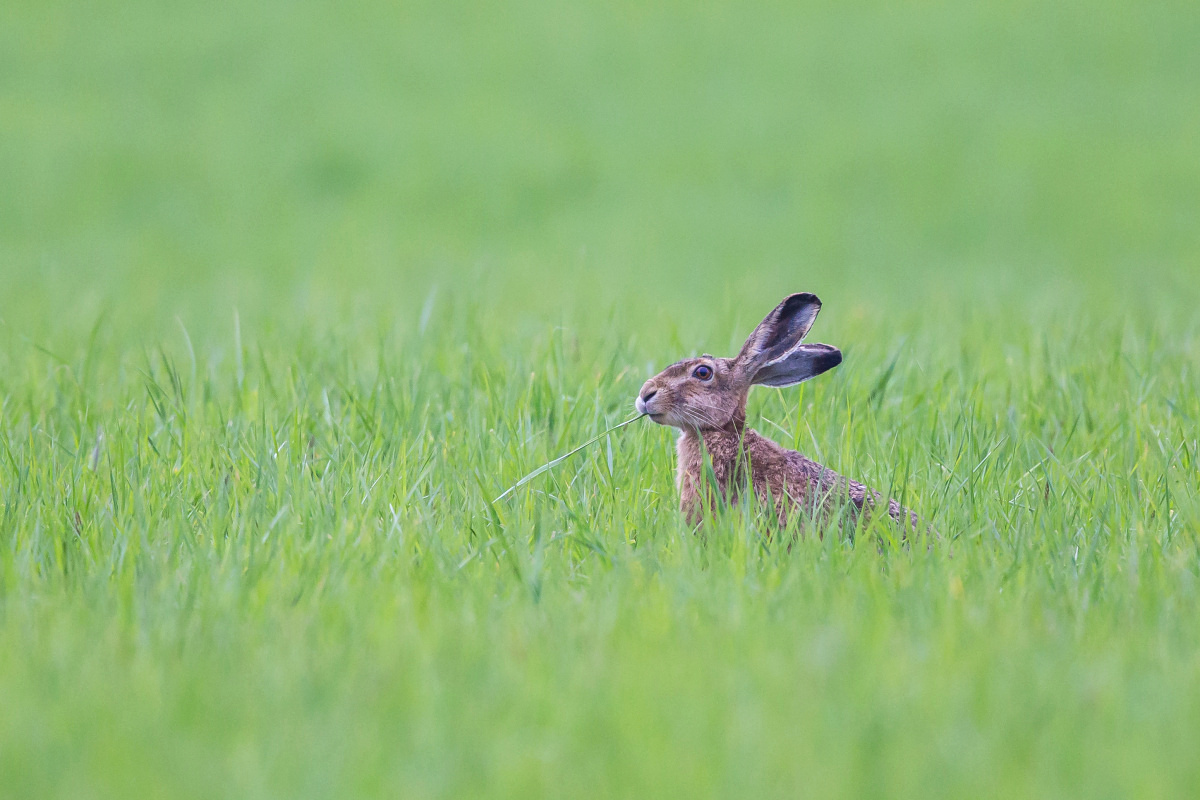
[735,293,823,372]
[751,343,842,387]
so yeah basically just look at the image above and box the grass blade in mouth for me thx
[493,414,646,504]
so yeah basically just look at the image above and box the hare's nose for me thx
[640,388,658,403]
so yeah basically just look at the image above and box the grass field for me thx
[3,0,1200,796]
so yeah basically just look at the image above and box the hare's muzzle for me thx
[635,383,659,417]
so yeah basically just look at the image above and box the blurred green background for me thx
[5,0,1197,333]
[2,0,1200,797]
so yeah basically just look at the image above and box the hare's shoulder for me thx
[743,428,819,476]
[742,429,823,489]
[760,432,869,504]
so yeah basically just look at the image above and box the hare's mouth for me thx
[636,392,670,424]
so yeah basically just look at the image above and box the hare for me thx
[636,292,918,533]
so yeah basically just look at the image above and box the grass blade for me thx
[493,414,645,504]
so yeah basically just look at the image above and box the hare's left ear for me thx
[735,293,841,386]
[736,293,822,369]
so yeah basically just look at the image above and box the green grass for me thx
[2,0,1200,796]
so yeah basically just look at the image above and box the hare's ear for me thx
[752,343,842,387]
[736,293,823,370]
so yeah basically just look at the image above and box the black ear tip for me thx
[820,348,843,371]
[782,292,821,312]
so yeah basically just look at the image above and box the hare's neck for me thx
[698,423,746,461]
[675,423,749,514]
[676,422,748,522]
[678,421,744,459]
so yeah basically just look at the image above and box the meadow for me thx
[2,0,1199,796]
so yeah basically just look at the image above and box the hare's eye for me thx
[693,365,713,381]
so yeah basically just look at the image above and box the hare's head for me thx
[635,293,842,431]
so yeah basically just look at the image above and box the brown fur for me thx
[637,293,918,534]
